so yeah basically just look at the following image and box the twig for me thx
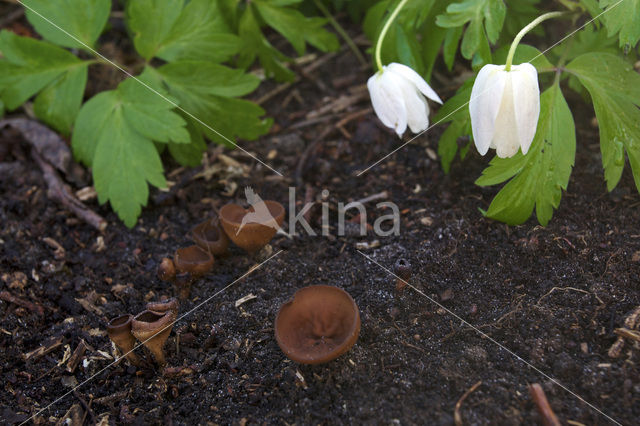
[614,327,640,343]
[529,383,561,426]
[31,150,107,231]
[0,291,44,315]
[352,191,388,205]
[454,381,482,426]
[536,286,604,306]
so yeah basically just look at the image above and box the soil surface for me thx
[1,5,640,426]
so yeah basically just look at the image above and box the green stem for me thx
[505,11,566,71]
[313,0,367,66]
[374,0,410,72]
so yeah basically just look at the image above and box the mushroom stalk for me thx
[107,314,143,367]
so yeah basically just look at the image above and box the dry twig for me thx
[454,381,482,426]
[529,383,561,426]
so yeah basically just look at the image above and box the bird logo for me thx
[237,187,282,235]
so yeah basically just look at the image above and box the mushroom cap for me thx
[275,285,360,364]
[157,257,176,281]
[107,314,136,348]
[219,200,285,253]
[146,298,179,317]
[174,245,214,276]
[192,217,230,256]
[131,310,175,343]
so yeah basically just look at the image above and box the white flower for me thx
[367,63,443,137]
[469,63,540,158]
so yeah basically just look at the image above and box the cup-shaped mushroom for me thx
[191,217,230,256]
[107,314,143,367]
[275,285,360,364]
[157,257,176,282]
[146,298,179,317]
[174,245,214,277]
[219,201,285,253]
[174,272,193,300]
[131,310,175,366]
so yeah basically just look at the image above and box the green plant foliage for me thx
[566,52,640,191]
[72,78,190,227]
[0,30,89,135]
[476,84,576,226]
[436,0,506,63]
[237,0,339,81]
[142,62,271,148]
[22,0,110,49]
[599,0,640,49]
[126,0,240,63]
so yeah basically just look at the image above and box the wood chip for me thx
[24,335,64,361]
[235,293,257,308]
[66,339,88,373]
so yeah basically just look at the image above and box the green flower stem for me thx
[374,0,410,72]
[505,11,566,71]
[313,0,367,66]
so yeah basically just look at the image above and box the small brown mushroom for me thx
[146,298,179,317]
[219,200,285,253]
[275,285,360,364]
[107,314,143,367]
[157,257,176,282]
[191,217,230,256]
[174,272,193,300]
[131,309,176,366]
[174,245,214,277]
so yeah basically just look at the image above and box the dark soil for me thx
[1,5,639,426]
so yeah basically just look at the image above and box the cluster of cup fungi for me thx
[107,199,363,367]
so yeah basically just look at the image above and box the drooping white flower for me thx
[469,63,540,158]
[367,63,443,138]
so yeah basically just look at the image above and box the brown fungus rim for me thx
[274,285,360,365]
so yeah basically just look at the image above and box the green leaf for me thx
[436,0,506,60]
[168,117,207,166]
[145,62,271,147]
[238,6,295,82]
[476,84,576,226]
[566,52,640,191]
[599,0,640,48]
[127,0,240,63]
[0,31,88,127]
[33,64,88,135]
[72,78,190,227]
[252,1,338,55]
[23,0,110,49]
[433,78,474,172]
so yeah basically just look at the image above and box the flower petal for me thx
[367,71,407,137]
[491,74,520,158]
[469,64,506,156]
[510,63,540,155]
[387,62,443,104]
[395,77,430,133]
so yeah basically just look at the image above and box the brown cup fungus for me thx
[192,217,230,256]
[107,314,143,366]
[219,200,285,253]
[157,257,176,282]
[275,285,360,364]
[174,245,214,277]
[147,298,179,317]
[131,309,176,366]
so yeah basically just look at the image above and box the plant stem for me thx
[505,11,566,71]
[313,0,367,66]
[374,0,410,72]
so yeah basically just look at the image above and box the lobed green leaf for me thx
[476,84,576,226]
